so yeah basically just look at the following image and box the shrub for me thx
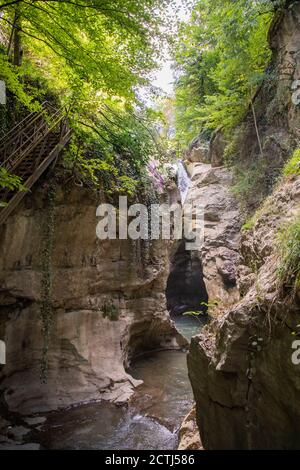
[103,302,119,322]
[283,149,300,177]
[231,159,268,211]
[277,216,300,296]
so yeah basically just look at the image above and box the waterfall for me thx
[177,161,190,205]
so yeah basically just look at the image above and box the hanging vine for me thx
[40,180,57,383]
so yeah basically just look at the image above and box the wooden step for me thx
[0,129,72,225]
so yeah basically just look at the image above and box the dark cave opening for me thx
[166,240,209,316]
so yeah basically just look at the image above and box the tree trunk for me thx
[13,7,22,66]
[250,97,263,159]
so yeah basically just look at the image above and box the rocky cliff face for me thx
[188,174,300,449]
[185,162,241,308]
[187,3,300,450]
[230,2,300,212]
[0,185,184,415]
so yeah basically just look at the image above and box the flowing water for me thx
[40,316,203,450]
[177,161,191,205]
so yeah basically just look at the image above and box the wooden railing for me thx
[0,102,72,225]
[0,102,63,168]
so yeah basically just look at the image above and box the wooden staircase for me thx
[0,102,72,225]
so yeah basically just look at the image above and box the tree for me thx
[0,0,173,100]
[0,0,178,193]
[172,0,279,149]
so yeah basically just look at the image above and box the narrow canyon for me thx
[0,0,300,452]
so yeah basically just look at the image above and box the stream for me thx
[40,315,205,450]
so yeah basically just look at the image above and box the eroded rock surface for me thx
[186,162,241,307]
[187,3,300,450]
[188,175,300,449]
[0,186,185,414]
[209,130,227,168]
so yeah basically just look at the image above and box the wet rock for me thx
[0,442,40,450]
[186,163,241,307]
[23,416,46,427]
[7,425,30,441]
[186,137,210,164]
[178,407,203,450]
[166,242,209,315]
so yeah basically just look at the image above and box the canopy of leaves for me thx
[172,0,284,149]
[0,0,178,194]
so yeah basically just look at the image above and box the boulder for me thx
[189,145,209,163]
[209,129,227,167]
[178,407,203,450]
[186,136,209,164]
[186,163,241,307]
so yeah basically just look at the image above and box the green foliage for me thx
[0,167,24,191]
[202,300,219,310]
[172,0,276,150]
[239,147,300,222]
[0,0,171,98]
[183,310,204,319]
[277,216,300,296]
[183,300,219,321]
[0,0,174,194]
[0,168,25,205]
[63,106,162,196]
[283,149,300,177]
[103,302,119,322]
[242,218,256,232]
[0,55,43,110]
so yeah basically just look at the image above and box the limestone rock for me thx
[178,407,203,450]
[187,3,300,451]
[236,265,256,297]
[0,187,184,414]
[186,136,209,164]
[186,163,241,307]
[188,175,300,449]
[189,145,209,163]
[209,129,227,168]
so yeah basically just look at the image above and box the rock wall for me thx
[185,162,241,308]
[187,3,300,450]
[188,175,300,449]
[230,2,300,212]
[0,185,184,415]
